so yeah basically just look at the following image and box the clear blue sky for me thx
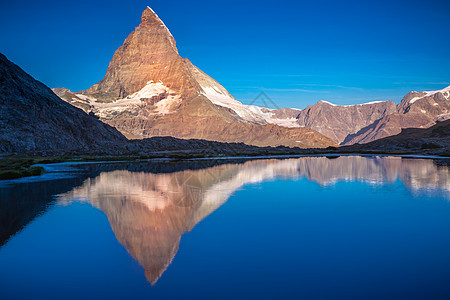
[1,0,449,108]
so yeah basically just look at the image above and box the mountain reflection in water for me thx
[56,156,450,284]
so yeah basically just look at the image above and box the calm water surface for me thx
[0,156,449,299]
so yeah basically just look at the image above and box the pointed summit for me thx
[84,6,183,100]
[69,6,336,149]
[141,6,163,26]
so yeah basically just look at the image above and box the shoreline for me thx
[1,152,448,184]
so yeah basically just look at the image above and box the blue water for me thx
[0,156,449,299]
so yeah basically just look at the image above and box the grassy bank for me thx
[0,158,45,180]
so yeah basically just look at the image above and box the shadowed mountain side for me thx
[57,156,449,284]
[344,120,450,151]
[342,112,435,145]
[0,53,127,154]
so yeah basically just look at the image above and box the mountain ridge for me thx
[52,6,449,148]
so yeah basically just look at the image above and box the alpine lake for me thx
[1,155,449,299]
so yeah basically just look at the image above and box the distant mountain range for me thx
[53,6,449,148]
[1,6,448,154]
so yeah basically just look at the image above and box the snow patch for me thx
[410,85,450,103]
[319,100,337,106]
[125,81,166,99]
[360,100,385,105]
[75,81,180,119]
[319,100,387,107]
[409,94,426,104]
[201,85,301,127]
[74,94,92,102]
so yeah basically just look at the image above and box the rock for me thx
[55,7,336,149]
[343,86,450,145]
[296,100,397,144]
[0,52,127,154]
[344,119,450,151]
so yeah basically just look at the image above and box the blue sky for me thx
[1,0,449,108]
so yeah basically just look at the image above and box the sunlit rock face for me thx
[50,6,450,147]
[85,7,196,102]
[53,7,336,148]
[296,100,397,144]
[58,157,449,285]
[294,86,450,145]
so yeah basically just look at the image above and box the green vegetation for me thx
[0,157,45,180]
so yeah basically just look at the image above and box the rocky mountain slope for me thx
[292,85,450,145]
[0,52,128,154]
[345,119,450,152]
[295,100,397,144]
[54,7,335,149]
[343,86,450,145]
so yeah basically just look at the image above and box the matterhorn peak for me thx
[141,6,164,26]
[63,5,336,149]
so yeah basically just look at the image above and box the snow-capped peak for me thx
[409,85,450,104]
[424,85,450,96]
[319,100,337,106]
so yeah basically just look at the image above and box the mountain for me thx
[343,86,450,145]
[295,100,397,144]
[0,52,128,154]
[345,119,450,152]
[1,52,327,156]
[291,86,450,146]
[54,7,336,149]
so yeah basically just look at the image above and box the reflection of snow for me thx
[57,156,450,214]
